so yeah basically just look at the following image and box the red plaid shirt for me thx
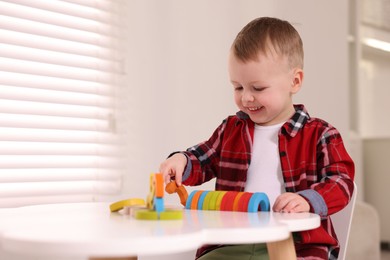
[180,104,355,259]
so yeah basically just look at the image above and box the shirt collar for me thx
[283,104,310,137]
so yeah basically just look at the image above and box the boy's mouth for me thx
[247,106,262,112]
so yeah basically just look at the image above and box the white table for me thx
[0,202,320,260]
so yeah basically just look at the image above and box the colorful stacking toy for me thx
[165,181,270,212]
[110,174,270,221]
[185,190,270,212]
[135,173,183,220]
[110,173,183,220]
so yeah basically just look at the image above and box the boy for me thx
[159,17,355,260]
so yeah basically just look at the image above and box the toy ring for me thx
[109,198,146,212]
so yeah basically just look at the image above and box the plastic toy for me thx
[146,173,165,212]
[165,181,188,206]
[110,173,183,220]
[135,209,183,220]
[110,173,270,222]
[185,190,270,212]
[165,182,269,212]
[109,198,145,212]
[137,173,183,220]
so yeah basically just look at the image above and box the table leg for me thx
[89,257,137,260]
[266,234,296,260]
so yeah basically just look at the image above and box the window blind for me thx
[0,0,124,207]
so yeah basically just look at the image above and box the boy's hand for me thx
[273,192,310,213]
[159,153,187,185]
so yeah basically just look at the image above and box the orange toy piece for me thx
[176,185,188,206]
[190,191,203,210]
[165,181,188,207]
[165,181,178,194]
[232,192,245,211]
[154,173,165,198]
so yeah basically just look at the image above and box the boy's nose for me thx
[242,91,254,102]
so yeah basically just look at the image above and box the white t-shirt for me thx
[244,122,286,206]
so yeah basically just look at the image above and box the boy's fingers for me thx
[159,164,172,184]
[175,173,182,186]
[272,197,287,212]
[164,174,172,184]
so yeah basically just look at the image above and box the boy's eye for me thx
[253,87,266,91]
[234,86,243,91]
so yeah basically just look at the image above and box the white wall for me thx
[359,44,390,242]
[359,50,390,138]
[363,138,390,242]
[119,0,350,203]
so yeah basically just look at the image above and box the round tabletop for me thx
[0,202,320,258]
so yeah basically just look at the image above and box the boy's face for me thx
[228,51,303,126]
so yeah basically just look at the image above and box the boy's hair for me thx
[232,17,304,69]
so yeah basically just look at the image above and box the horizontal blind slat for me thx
[0,71,113,96]
[0,86,113,107]
[61,0,114,13]
[0,141,119,156]
[0,155,120,168]
[0,195,101,208]
[0,14,116,49]
[0,43,123,73]
[0,127,116,143]
[0,57,115,83]
[0,180,121,197]
[0,29,118,61]
[0,168,122,182]
[0,113,111,131]
[0,99,112,119]
[1,0,119,24]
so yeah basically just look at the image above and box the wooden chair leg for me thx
[266,234,296,260]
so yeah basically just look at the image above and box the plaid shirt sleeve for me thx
[180,118,228,186]
[298,123,355,217]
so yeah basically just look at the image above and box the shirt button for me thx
[280,151,287,157]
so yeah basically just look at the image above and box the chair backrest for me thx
[331,182,357,260]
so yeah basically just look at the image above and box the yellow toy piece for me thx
[214,191,227,211]
[159,210,183,220]
[135,209,183,220]
[202,191,214,210]
[135,209,159,220]
[109,198,146,212]
[208,191,222,210]
[147,173,156,209]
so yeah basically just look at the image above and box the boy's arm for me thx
[297,127,355,218]
[174,118,229,186]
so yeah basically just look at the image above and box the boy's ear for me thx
[291,68,304,94]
